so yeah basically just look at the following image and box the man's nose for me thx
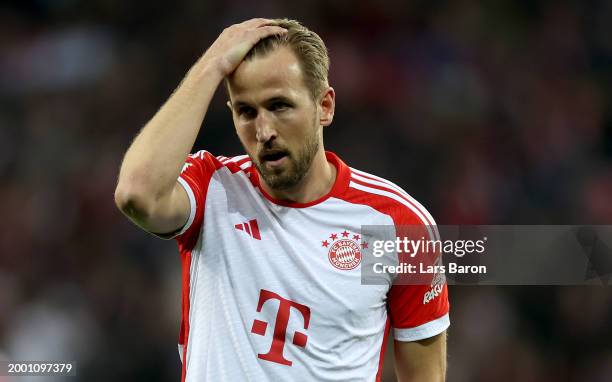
[255,111,276,143]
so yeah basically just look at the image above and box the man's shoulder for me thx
[185,150,254,176]
[342,166,437,227]
[212,153,254,174]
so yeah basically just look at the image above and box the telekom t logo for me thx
[250,289,311,366]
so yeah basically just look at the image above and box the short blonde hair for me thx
[228,18,330,100]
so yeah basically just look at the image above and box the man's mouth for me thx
[260,150,289,167]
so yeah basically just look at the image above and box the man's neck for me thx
[260,149,337,204]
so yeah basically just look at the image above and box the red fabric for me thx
[337,177,450,331]
[175,150,223,380]
[179,250,192,382]
[248,151,351,208]
[175,150,223,251]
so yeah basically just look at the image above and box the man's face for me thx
[227,46,322,190]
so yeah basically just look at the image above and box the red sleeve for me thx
[388,278,449,341]
[173,150,222,251]
[338,172,451,341]
[387,217,450,341]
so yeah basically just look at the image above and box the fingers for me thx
[239,24,286,46]
[210,19,288,76]
[254,25,288,39]
[240,18,276,28]
[226,19,286,38]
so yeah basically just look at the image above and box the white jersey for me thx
[171,151,449,382]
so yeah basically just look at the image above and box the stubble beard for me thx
[253,129,320,191]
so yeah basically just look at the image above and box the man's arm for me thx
[393,331,447,382]
[114,18,287,234]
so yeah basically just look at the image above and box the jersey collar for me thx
[249,151,350,208]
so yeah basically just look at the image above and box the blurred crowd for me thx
[0,0,611,381]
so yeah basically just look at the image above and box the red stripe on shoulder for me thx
[338,182,423,226]
[225,161,252,174]
[350,170,436,227]
[349,176,434,227]
[214,155,252,174]
[241,166,253,176]
[188,150,224,169]
[235,156,251,166]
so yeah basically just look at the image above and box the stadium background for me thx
[1,0,611,380]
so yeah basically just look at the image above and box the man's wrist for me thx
[191,56,225,85]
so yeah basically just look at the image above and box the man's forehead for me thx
[228,47,307,99]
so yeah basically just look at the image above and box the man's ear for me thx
[319,87,335,127]
[226,100,233,112]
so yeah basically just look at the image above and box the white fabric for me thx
[178,160,448,381]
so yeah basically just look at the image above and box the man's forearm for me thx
[114,19,288,225]
[116,58,223,205]
[394,333,447,382]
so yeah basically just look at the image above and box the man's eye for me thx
[238,107,256,118]
[270,102,289,111]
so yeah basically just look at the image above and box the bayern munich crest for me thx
[321,230,368,270]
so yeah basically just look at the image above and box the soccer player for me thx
[114,18,449,381]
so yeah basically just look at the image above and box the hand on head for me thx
[203,18,288,77]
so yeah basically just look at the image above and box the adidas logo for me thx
[235,219,261,240]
